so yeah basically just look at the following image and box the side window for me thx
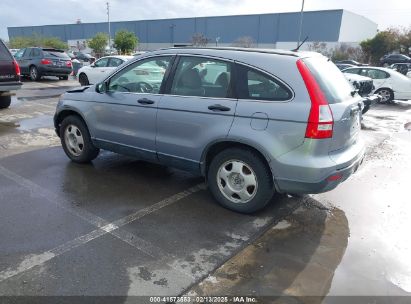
[236,64,292,101]
[94,58,109,68]
[108,56,171,94]
[344,68,360,75]
[170,57,232,98]
[108,58,123,67]
[363,69,389,79]
[14,48,26,59]
[31,48,41,58]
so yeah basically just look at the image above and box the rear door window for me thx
[235,64,292,101]
[94,58,109,67]
[170,56,233,98]
[304,57,353,104]
[360,69,389,79]
[108,58,123,67]
[30,48,41,58]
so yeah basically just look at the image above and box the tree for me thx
[9,34,67,49]
[308,41,332,57]
[88,33,108,56]
[113,30,138,54]
[360,30,399,64]
[191,33,209,47]
[232,36,255,48]
[332,43,365,62]
[42,37,68,49]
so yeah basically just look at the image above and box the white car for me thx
[77,55,133,86]
[343,66,411,103]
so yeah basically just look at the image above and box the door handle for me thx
[208,104,230,112]
[138,98,155,105]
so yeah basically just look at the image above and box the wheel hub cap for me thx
[64,124,84,157]
[217,160,258,204]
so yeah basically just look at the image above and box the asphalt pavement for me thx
[0,78,410,303]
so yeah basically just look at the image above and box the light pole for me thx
[106,2,111,53]
[297,0,305,48]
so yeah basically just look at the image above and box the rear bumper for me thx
[38,66,72,76]
[0,81,22,92]
[273,137,366,194]
[276,150,365,194]
[394,91,411,100]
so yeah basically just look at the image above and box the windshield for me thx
[304,56,353,104]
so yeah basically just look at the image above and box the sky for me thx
[1,0,411,40]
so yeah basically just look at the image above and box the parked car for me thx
[343,66,411,103]
[336,60,363,66]
[380,54,411,66]
[73,52,95,63]
[54,48,365,213]
[77,55,134,86]
[0,39,22,109]
[343,73,381,114]
[336,63,355,71]
[14,47,72,81]
[388,63,411,77]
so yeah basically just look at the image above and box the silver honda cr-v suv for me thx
[54,47,365,213]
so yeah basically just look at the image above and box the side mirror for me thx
[96,81,108,93]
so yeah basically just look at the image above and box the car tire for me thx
[60,115,99,163]
[375,88,394,104]
[0,95,11,109]
[79,73,89,86]
[29,66,41,81]
[207,148,274,214]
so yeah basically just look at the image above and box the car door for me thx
[89,55,174,161]
[87,57,109,84]
[360,68,389,90]
[156,55,237,172]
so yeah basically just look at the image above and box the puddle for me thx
[17,115,54,131]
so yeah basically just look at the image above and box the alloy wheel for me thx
[217,160,258,204]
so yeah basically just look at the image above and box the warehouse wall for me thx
[8,10,345,45]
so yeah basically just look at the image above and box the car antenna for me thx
[292,36,309,52]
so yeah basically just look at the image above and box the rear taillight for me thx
[66,61,72,67]
[12,60,20,76]
[297,59,333,139]
[41,59,52,65]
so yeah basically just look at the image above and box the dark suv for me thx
[14,47,72,81]
[0,39,21,109]
[380,54,411,66]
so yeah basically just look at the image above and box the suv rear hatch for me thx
[42,48,72,69]
[0,40,20,84]
[299,56,363,154]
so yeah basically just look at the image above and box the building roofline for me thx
[7,9,347,30]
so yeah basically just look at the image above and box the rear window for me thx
[304,57,353,104]
[0,40,12,60]
[43,50,70,59]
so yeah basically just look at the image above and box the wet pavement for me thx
[0,80,411,303]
